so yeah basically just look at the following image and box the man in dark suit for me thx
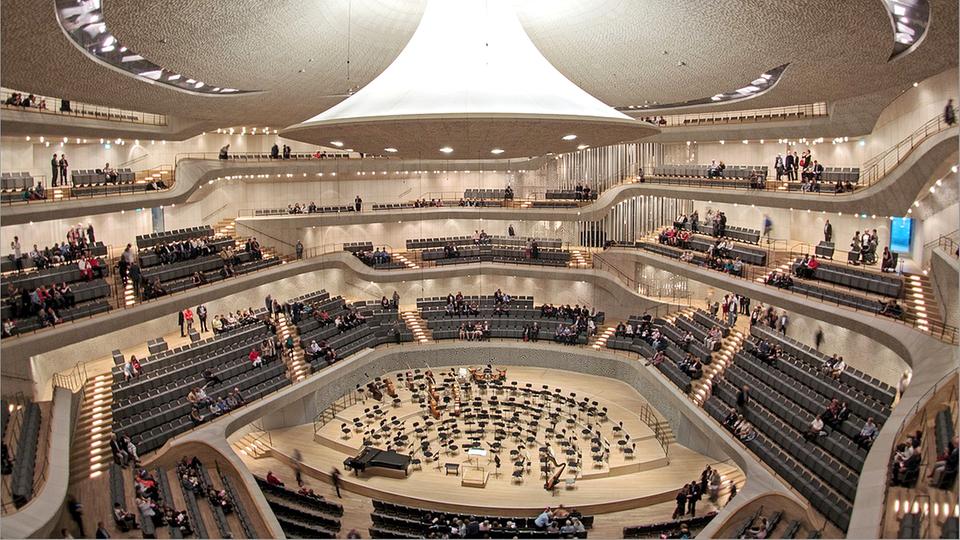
[51,153,59,186]
[823,219,833,243]
[270,143,279,159]
[784,152,795,181]
[59,155,69,186]
[178,309,185,337]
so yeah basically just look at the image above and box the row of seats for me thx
[653,164,770,179]
[372,500,593,538]
[463,188,508,199]
[139,237,235,268]
[9,402,41,508]
[1,241,107,274]
[219,472,258,538]
[544,190,598,200]
[704,395,852,531]
[685,233,768,266]
[2,255,109,291]
[426,317,588,343]
[622,512,717,538]
[197,466,232,537]
[256,477,341,539]
[421,245,571,266]
[606,318,693,393]
[406,235,562,250]
[790,258,903,298]
[137,226,214,250]
[177,467,210,540]
[0,172,35,191]
[787,280,887,315]
[417,295,534,310]
[935,408,955,458]
[751,325,896,405]
[674,220,762,245]
[343,242,373,254]
[71,183,157,198]
[154,466,186,538]
[71,168,135,185]
[255,205,354,216]
[2,284,112,335]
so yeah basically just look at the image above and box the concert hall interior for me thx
[1,1,958,539]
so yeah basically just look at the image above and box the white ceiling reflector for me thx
[284,0,653,158]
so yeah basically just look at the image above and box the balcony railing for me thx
[859,115,954,187]
[656,103,828,128]
[1,88,168,126]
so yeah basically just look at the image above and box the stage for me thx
[243,366,743,515]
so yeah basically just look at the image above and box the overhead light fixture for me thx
[562,134,577,141]
[384,147,398,153]
[577,144,589,150]
[490,148,505,154]
[439,146,454,154]
[330,141,344,147]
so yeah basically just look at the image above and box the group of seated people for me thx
[354,247,392,266]
[928,435,958,489]
[522,322,541,342]
[677,352,703,379]
[211,309,262,334]
[765,270,794,289]
[304,338,338,364]
[890,432,924,487]
[552,323,583,344]
[659,227,692,248]
[706,160,727,178]
[109,432,141,468]
[150,236,218,265]
[793,254,821,278]
[129,466,194,536]
[4,92,47,110]
[572,184,593,200]
[639,116,668,125]
[4,280,76,327]
[10,234,98,273]
[879,298,903,319]
[412,198,444,208]
[722,411,758,442]
[699,254,745,276]
[187,385,246,426]
[752,338,783,365]
[10,182,47,201]
[442,243,462,259]
[539,303,595,321]
[335,307,368,332]
[458,320,491,341]
[822,354,846,381]
[472,229,491,245]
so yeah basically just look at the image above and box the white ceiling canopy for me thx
[283,0,656,158]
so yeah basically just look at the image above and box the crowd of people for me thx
[672,464,728,520]
[4,92,47,110]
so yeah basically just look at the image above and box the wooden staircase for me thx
[70,373,115,483]
[902,273,944,333]
[275,312,310,382]
[569,248,592,268]
[401,311,432,343]
[213,218,236,237]
[694,324,746,405]
[590,323,618,350]
[232,431,272,460]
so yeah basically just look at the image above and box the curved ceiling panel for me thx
[54,0,259,95]
[882,0,931,60]
[615,64,789,112]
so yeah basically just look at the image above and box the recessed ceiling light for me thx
[330,141,344,147]
[576,144,589,150]
[439,146,454,153]
[912,82,918,87]
[562,134,577,141]
[384,147,398,153]
[490,148,505,154]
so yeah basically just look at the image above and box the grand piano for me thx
[343,447,412,478]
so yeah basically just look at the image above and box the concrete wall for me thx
[929,247,960,329]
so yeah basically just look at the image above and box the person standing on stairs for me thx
[265,294,273,318]
[178,309,186,337]
[292,449,303,487]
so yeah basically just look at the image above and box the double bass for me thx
[428,381,441,419]
[384,377,398,398]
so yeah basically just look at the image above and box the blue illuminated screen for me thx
[889,217,912,253]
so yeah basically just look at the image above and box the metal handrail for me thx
[1,87,167,126]
[859,115,951,187]
[173,151,369,164]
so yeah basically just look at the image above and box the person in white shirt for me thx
[829,358,845,380]
[805,416,825,439]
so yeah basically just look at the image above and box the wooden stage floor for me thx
[247,366,744,516]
